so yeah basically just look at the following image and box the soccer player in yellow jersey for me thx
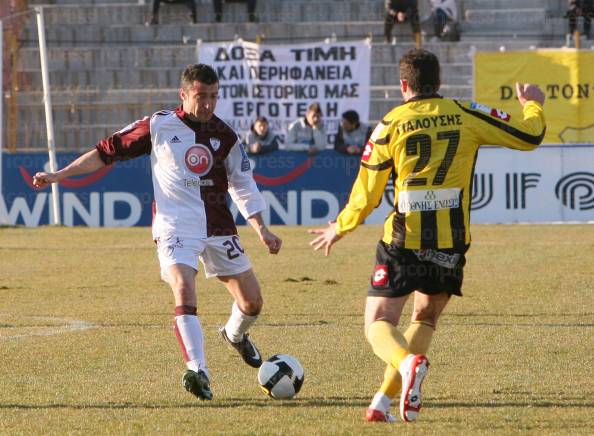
[309,49,546,423]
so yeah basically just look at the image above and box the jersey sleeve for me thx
[95,116,152,164]
[335,121,394,237]
[225,138,266,219]
[457,100,546,150]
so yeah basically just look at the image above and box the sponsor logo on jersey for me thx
[362,141,374,162]
[490,108,511,122]
[470,102,511,122]
[171,136,181,144]
[469,102,492,114]
[372,265,389,287]
[210,138,221,151]
[184,144,213,176]
[398,188,461,213]
[184,178,214,188]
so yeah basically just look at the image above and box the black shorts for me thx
[368,241,467,298]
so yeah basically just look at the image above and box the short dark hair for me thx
[181,64,219,89]
[307,102,323,116]
[399,49,441,95]
[341,110,360,125]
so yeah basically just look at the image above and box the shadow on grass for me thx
[1,397,593,410]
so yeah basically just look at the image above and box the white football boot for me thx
[399,354,429,422]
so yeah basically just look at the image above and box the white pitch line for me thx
[0,316,97,341]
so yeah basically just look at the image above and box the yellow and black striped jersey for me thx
[335,96,546,252]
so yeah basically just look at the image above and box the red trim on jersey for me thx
[362,141,374,162]
[490,108,511,122]
[95,117,152,165]
[253,158,314,186]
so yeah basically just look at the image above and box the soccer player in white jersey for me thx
[33,64,282,401]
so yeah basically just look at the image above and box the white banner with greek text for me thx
[198,39,371,146]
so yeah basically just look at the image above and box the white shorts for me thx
[156,234,252,281]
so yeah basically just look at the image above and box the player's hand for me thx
[259,226,282,254]
[32,172,59,189]
[250,142,262,154]
[308,221,342,256]
[346,145,361,155]
[516,82,545,107]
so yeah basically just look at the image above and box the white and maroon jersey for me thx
[95,107,266,239]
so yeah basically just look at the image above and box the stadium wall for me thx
[1,147,593,227]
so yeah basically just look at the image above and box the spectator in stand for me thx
[147,0,198,25]
[214,0,258,22]
[285,103,326,155]
[245,117,280,155]
[334,110,372,156]
[384,0,422,47]
[430,0,460,42]
[566,0,593,40]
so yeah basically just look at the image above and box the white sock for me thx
[224,302,258,343]
[174,314,209,378]
[370,392,392,413]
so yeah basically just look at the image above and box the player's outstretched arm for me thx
[308,221,342,257]
[516,82,545,107]
[32,149,106,189]
[247,212,282,255]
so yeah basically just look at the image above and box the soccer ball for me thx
[257,354,304,399]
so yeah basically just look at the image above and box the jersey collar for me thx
[404,94,443,104]
[175,106,213,130]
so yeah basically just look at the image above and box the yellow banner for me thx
[474,50,594,144]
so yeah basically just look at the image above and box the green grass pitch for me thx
[0,224,593,434]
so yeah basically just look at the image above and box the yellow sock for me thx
[405,320,435,355]
[366,320,409,368]
[379,364,401,399]
[378,320,435,398]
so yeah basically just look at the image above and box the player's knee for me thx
[411,305,439,326]
[237,297,262,316]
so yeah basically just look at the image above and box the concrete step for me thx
[12,94,174,149]
[16,40,564,76]
[462,0,562,12]
[20,22,403,46]
[462,17,568,38]
[464,8,548,29]
[26,1,385,26]
[19,20,572,49]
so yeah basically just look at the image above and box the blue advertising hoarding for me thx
[0,151,361,227]
[2,146,593,227]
